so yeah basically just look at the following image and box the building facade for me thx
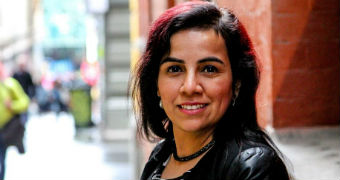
[0,0,35,69]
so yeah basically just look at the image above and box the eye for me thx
[202,65,218,73]
[167,65,182,73]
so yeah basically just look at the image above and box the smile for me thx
[179,104,207,110]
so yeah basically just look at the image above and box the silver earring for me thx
[232,96,236,106]
[159,100,163,109]
[232,81,241,106]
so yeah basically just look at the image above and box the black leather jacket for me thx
[140,139,290,180]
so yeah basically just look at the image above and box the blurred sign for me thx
[80,61,100,86]
[43,0,86,47]
[49,58,74,81]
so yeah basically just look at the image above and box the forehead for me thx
[168,28,229,61]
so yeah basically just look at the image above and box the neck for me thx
[172,127,214,158]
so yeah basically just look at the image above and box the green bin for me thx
[70,87,93,128]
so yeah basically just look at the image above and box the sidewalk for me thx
[273,126,340,180]
[5,112,133,180]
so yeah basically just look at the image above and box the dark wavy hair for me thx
[131,1,272,147]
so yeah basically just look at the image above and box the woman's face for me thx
[157,28,233,135]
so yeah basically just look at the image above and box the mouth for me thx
[179,104,207,110]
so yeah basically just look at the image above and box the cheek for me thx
[219,87,232,105]
[211,81,233,108]
[157,77,179,101]
[157,77,167,97]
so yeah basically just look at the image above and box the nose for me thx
[180,71,203,95]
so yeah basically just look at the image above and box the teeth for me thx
[181,104,205,110]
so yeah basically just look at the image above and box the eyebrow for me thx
[160,57,184,65]
[198,57,225,65]
[160,56,225,65]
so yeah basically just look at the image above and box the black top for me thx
[141,138,290,180]
[13,71,35,98]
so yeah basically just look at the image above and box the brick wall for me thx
[272,0,340,127]
[218,0,340,127]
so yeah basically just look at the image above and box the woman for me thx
[0,61,30,179]
[131,1,291,180]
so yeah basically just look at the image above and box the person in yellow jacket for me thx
[0,61,29,179]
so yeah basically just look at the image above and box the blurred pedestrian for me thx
[0,61,30,179]
[12,55,35,124]
[49,80,68,115]
[12,55,35,99]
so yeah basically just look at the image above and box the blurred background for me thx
[0,0,339,179]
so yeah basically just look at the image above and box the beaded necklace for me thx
[172,139,215,162]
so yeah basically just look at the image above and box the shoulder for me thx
[148,139,168,160]
[238,146,276,164]
[226,146,290,180]
[140,139,171,180]
[4,77,20,88]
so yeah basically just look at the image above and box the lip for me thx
[178,102,208,115]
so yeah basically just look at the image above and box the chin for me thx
[176,121,214,134]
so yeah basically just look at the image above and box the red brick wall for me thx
[218,0,340,127]
[217,0,273,128]
[272,0,340,127]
